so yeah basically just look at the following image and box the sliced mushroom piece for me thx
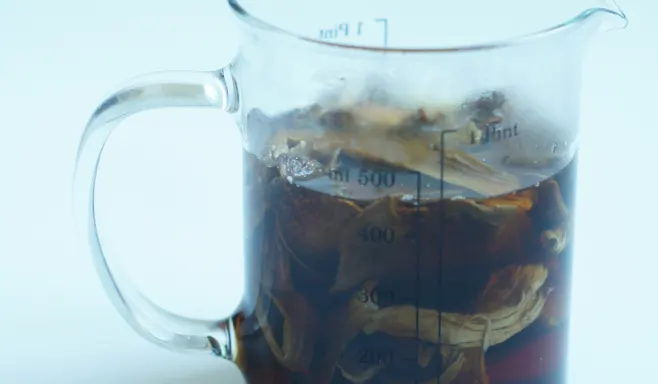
[418,343,437,369]
[263,119,520,197]
[400,119,483,150]
[271,177,362,274]
[361,265,549,349]
[310,282,381,384]
[254,288,317,372]
[540,260,568,327]
[439,351,466,384]
[260,222,294,291]
[443,189,537,227]
[337,138,521,197]
[449,348,490,384]
[417,197,538,280]
[485,208,543,265]
[337,364,384,384]
[530,179,571,257]
[332,194,537,296]
[461,90,508,128]
[479,188,537,211]
[541,226,568,256]
[476,264,549,313]
[350,102,415,129]
[255,224,317,372]
[531,179,569,228]
[331,197,418,293]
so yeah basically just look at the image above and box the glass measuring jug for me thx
[73,0,628,383]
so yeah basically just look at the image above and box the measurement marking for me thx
[437,130,457,381]
[413,169,421,382]
[375,18,389,47]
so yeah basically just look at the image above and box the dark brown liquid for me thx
[232,147,576,384]
[232,94,577,383]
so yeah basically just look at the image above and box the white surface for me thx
[1,0,657,383]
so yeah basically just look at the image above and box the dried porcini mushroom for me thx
[448,348,490,384]
[337,363,383,384]
[418,343,437,369]
[415,196,537,278]
[541,284,567,327]
[394,106,477,146]
[255,225,317,371]
[531,179,569,229]
[362,264,549,349]
[540,260,567,327]
[529,178,571,256]
[338,139,520,197]
[483,207,541,265]
[259,218,294,291]
[331,197,417,293]
[439,351,467,384]
[350,102,413,129]
[271,177,362,271]
[476,264,549,313]
[541,227,568,256]
[446,189,537,227]
[462,90,508,128]
[261,115,520,197]
[254,288,317,372]
[310,281,381,384]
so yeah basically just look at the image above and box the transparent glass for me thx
[73,1,627,383]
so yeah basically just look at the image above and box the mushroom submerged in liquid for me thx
[255,219,318,372]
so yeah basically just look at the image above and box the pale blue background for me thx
[0,0,657,383]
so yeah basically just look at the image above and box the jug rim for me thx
[228,0,626,53]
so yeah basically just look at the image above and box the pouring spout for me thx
[586,0,629,32]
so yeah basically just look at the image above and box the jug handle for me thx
[73,68,239,358]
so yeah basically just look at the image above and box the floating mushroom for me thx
[261,119,520,197]
[460,90,508,129]
[337,139,520,197]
